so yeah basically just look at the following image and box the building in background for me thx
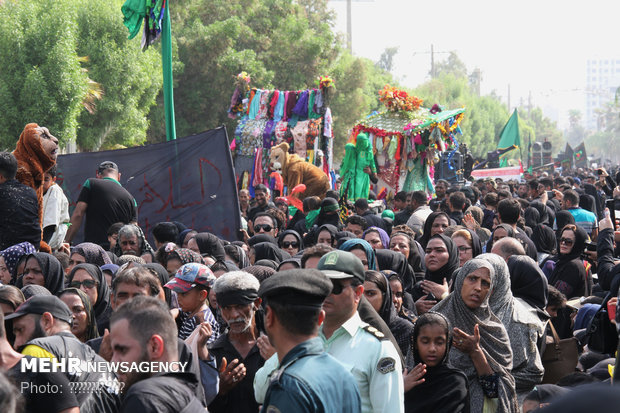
[585,58,620,130]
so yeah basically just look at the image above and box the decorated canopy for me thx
[346,86,465,199]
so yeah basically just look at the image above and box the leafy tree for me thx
[0,0,163,151]
[0,0,88,149]
[75,0,162,151]
[564,109,587,147]
[588,101,620,163]
[433,52,467,79]
[519,107,564,155]
[148,0,339,140]
[376,47,399,73]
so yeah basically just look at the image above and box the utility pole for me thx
[346,0,352,52]
[331,0,375,53]
[430,44,435,78]
[528,91,533,113]
[507,84,511,111]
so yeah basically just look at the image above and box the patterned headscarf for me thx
[158,243,204,267]
[0,242,36,284]
[432,258,517,413]
[112,224,155,257]
[71,242,112,267]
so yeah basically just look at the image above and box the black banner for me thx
[56,126,240,244]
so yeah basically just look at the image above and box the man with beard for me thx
[204,271,265,413]
[1,307,79,413]
[258,269,361,412]
[109,296,203,412]
[429,179,449,212]
[7,295,121,413]
[247,184,275,232]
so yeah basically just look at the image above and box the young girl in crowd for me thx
[404,311,470,413]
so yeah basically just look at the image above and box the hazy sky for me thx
[327,0,620,129]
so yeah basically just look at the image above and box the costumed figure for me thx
[339,132,376,201]
[268,142,330,200]
[13,123,59,253]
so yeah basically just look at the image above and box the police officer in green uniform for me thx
[254,251,404,413]
[258,268,361,413]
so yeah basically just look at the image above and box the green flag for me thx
[497,109,520,167]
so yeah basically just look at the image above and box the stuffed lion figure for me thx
[269,142,330,200]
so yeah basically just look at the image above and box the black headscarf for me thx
[583,183,603,219]
[59,288,99,341]
[424,234,460,284]
[507,255,548,310]
[390,231,426,283]
[247,234,277,247]
[365,270,414,357]
[579,194,596,215]
[549,225,589,298]
[554,211,575,239]
[226,242,250,269]
[485,223,516,252]
[405,312,470,413]
[536,384,620,413]
[67,263,112,335]
[316,197,341,228]
[252,242,290,264]
[192,233,226,261]
[143,263,172,307]
[176,228,195,247]
[375,249,416,293]
[335,231,357,248]
[530,201,550,226]
[419,212,450,248]
[531,224,556,255]
[277,230,304,251]
[316,224,338,246]
[16,253,64,295]
[555,225,587,263]
[255,259,278,270]
[524,207,540,228]
[462,228,483,258]
[277,257,301,270]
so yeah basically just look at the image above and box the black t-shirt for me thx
[0,179,41,250]
[77,177,137,248]
[121,372,204,413]
[8,356,79,413]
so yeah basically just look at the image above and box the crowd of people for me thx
[1,122,620,412]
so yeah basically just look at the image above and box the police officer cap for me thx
[258,269,333,308]
[317,250,365,283]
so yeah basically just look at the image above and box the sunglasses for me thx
[69,280,97,289]
[281,241,299,248]
[559,238,574,246]
[254,224,272,233]
[331,281,352,295]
